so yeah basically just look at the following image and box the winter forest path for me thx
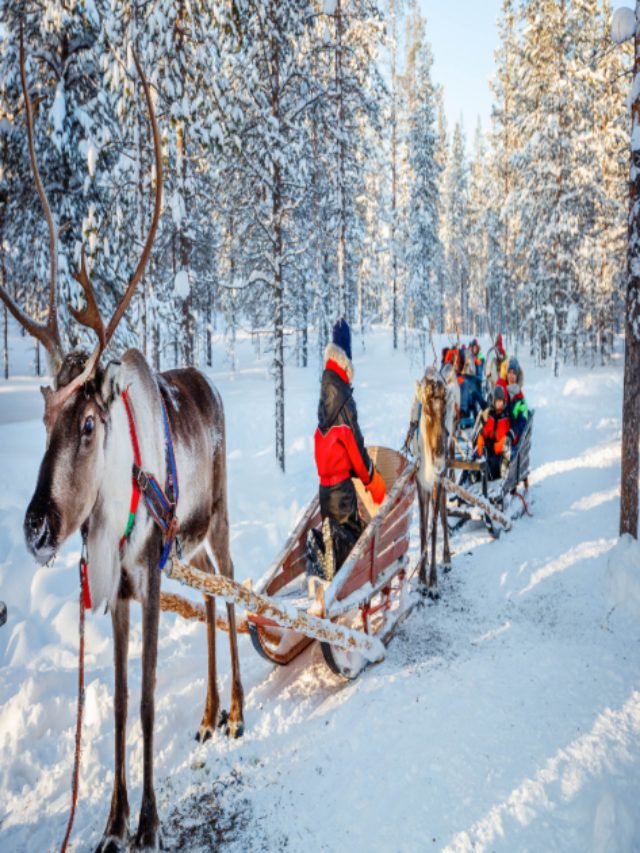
[0,330,638,852]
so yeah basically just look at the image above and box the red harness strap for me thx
[119,388,142,553]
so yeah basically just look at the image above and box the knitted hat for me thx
[469,338,479,350]
[507,355,519,375]
[332,318,352,361]
[494,384,506,403]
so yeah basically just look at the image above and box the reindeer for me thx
[409,364,459,599]
[1,35,244,853]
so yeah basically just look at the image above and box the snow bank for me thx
[607,533,640,617]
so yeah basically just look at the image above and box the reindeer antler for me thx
[42,48,163,436]
[0,27,65,375]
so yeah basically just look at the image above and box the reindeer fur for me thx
[411,365,459,598]
[24,349,244,853]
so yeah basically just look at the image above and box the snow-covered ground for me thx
[1,325,639,853]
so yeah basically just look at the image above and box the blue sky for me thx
[418,0,504,144]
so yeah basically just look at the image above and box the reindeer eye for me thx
[84,416,95,436]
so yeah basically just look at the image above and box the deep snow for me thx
[0,325,639,853]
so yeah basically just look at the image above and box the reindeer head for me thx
[416,367,447,476]
[1,31,162,565]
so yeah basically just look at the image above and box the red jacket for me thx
[477,403,511,456]
[314,359,373,487]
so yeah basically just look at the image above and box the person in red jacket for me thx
[308,318,386,581]
[476,384,515,480]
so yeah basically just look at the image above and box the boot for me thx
[500,439,512,479]
[306,529,325,579]
[321,517,336,582]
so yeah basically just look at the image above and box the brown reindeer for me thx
[409,365,459,598]
[2,35,244,853]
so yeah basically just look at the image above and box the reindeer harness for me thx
[119,387,181,572]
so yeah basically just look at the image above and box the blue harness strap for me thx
[128,392,181,571]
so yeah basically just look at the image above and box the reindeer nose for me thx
[24,511,55,563]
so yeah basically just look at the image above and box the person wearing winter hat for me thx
[505,355,529,444]
[308,318,386,582]
[468,338,485,379]
[476,383,516,480]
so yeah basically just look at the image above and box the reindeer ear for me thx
[99,360,125,410]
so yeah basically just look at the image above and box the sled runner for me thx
[244,447,418,679]
[447,410,534,537]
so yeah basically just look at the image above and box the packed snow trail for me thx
[0,328,639,852]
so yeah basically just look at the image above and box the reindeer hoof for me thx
[196,725,214,744]
[225,718,245,739]
[443,562,452,574]
[95,836,128,853]
[416,580,429,597]
[427,587,439,601]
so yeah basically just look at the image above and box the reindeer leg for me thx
[225,600,245,739]
[441,483,452,573]
[134,562,161,852]
[428,482,442,599]
[417,485,431,595]
[96,597,130,853]
[197,592,220,742]
[209,503,245,739]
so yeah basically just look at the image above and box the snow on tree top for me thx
[611,7,635,45]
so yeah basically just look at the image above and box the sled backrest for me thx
[354,447,410,524]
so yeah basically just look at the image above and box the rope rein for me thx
[59,526,88,853]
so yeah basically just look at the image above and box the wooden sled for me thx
[447,410,535,537]
[244,447,418,679]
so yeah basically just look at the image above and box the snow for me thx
[611,7,636,45]
[1,327,639,852]
[174,269,191,299]
[87,142,98,179]
[607,534,640,618]
[49,83,66,136]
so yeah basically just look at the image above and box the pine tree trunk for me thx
[134,3,147,356]
[335,0,347,320]
[207,287,212,368]
[1,206,7,380]
[3,303,7,381]
[391,0,398,350]
[271,15,285,472]
[620,6,640,538]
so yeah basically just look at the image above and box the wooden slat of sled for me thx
[150,591,250,634]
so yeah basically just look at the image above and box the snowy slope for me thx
[1,328,639,853]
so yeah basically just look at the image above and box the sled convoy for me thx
[0,36,533,851]
[162,339,533,682]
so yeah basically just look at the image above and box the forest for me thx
[0,0,632,469]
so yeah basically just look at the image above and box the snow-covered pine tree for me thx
[404,30,443,362]
[0,0,120,362]
[467,119,488,338]
[487,0,520,344]
[211,0,320,471]
[441,119,469,334]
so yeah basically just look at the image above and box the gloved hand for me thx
[365,467,387,506]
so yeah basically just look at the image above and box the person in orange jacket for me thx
[475,383,515,480]
[307,318,386,581]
